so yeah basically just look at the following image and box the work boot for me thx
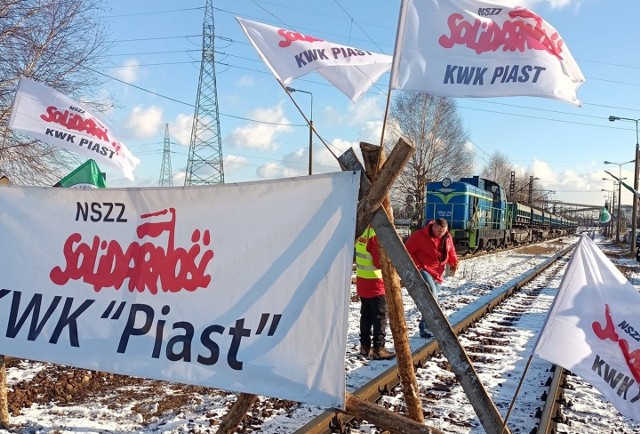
[370,346,395,360]
[418,319,432,339]
[359,344,370,357]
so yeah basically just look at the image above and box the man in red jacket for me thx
[405,218,458,338]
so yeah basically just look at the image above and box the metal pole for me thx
[285,86,313,175]
[634,139,639,255]
[612,190,616,238]
[308,93,313,175]
[617,167,622,242]
[608,116,640,255]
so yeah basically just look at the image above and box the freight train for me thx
[424,176,578,253]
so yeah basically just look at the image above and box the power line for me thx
[86,65,307,127]
[332,0,386,52]
[104,7,204,19]
[95,2,640,178]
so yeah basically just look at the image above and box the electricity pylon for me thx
[158,123,173,187]
[184,0,224,185]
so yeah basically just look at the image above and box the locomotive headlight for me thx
[442,178,452,187]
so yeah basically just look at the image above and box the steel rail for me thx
[536,365,567,434]
[294,243,576,434]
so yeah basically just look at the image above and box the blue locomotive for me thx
[424,176,577,253]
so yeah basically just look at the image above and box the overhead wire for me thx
[98,1,640,178]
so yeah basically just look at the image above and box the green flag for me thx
[54,159,106,189]
[599,207,612,224]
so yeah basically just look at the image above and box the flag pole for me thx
[378,88,393,151]
[605,170,640,198]
[378,0,409,154]
[502,236,586,432]
[499,355,533,434]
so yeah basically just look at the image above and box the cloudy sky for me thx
[96,0,640,211]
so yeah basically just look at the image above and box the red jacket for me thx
[405,221,458,284]
[355,233,386,298]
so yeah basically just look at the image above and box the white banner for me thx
[534,235,640,421]
[8,77,140,180]
[237,17,392,102]
[0,172,359,408]
[390,0,585,105]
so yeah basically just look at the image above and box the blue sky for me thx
[99,0,640,210]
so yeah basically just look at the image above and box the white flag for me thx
[534,235,640,421]
[390,0,585,106]
[236,17,392,102]
[8,77,140,180]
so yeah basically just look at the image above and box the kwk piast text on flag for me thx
[390,0,585,105]
[8,77,140,181]
[237,17,392,102]
[534,235,640,421]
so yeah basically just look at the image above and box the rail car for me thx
[424,176,578,253]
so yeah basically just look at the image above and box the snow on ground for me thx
[2,232,640,433]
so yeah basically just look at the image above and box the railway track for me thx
[293,243,574,434]
[5,236,640,433]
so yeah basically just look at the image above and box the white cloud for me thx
[274,138,351,177]
[226,103,293,151]
[347,96,386,126]
[236,75,255,88]
[526,159,631,208]
[518,0,578,8]
[329,138,359,160]
[280,147,307,173]
[171,114,193,146]
[112,59,142,83]
[173,171,186,185]
[123,105,164,139]
[256,162,300,179]
[252,140,346,180]
[358,120,385,145]
[532,160,558,184]
[324,95,386,127]
[224,154,249,172]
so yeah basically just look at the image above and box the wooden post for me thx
[360,142,423,423]
[340,138,415,238]
[0,356,9,429]
[339,147,510,434]
[217,393,258,434]
[345,393,442,434]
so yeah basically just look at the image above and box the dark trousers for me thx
[360,295,388,348]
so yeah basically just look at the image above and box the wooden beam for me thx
[338,148,510,434]
[217,392,258,434]
[339,139,414,237]
[0,356,9,429]
[345,393,443,434]
[359,142,424,423]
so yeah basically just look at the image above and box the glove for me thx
[450,263,458,277]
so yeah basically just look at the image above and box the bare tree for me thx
[386,92,474,224]
[478,155,547,205]
[0,0,111,186]
[480,150,513,188]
